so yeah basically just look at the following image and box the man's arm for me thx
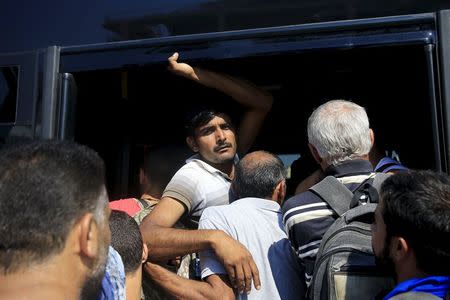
[140,196,220,261]
[144,262,235,300]
[140,196,261,293]
[168,52,273,154]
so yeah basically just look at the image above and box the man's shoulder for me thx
[282,184,334,233]
[202,198,255,214]
[168,161,209,185]
[199,201,248,229]
[282,189,323,215]
[173,160,221,180]
[390,292,441,300]
[201,203,233,219]
[175,160,204,173]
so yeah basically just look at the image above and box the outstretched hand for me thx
[167,52,199,81]
[213,233,261,295]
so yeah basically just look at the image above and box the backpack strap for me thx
[137,198,150,209]
[350,173,392,208]
[309,176,354,217]
[137,198,158,210]
[372,172,391,190]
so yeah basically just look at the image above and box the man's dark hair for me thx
[109,210,143,274]
[0,140,106,274]
[380,170,450,275]
[233,151,286,199]
[184,109,234,137]
[142,145,189,192]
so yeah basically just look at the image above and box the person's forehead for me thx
[200,115,230,127]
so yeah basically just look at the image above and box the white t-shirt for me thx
[162,155,234,228]
[199,197,305,300]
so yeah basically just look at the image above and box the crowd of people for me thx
[0,53,449,300]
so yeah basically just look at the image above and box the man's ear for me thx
[186,136,199,152]
[308,143,323,165]
[273,180,286,204]
[79,213,100,259]
[369,128,375,148]
[142,243,149,264]
[390,236,410,263]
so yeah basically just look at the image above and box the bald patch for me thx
[240,151,278,170]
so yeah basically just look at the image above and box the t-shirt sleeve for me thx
[162,166,204,213]
[198,208,228,279]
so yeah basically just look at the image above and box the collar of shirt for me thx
[186,154,239,180]
[233,197,281,213]
[375,156,408,173]
[324,159,373,178]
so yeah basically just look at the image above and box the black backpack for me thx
[307,173,395,300]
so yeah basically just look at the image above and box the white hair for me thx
[307,99,372,166]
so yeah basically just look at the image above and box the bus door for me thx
[40,46,77,141]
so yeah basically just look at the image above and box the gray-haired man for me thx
[282,99,375,287]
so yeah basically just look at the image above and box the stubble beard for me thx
[80,243,109,300]
[374,241,396,276]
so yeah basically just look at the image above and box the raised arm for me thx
[168,52,273,154]
[144,262,235,300]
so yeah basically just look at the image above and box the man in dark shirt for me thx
[282,99,375,287]
[372,170,450,299]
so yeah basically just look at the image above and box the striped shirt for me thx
[282,159,374,286]
[162,154,236,228]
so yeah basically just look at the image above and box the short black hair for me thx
[184,108,234,137]
[0,140,106,274]
[142,145,189,193]
[109,210,143,274]
[233,151,286,199]
[380,170,450,275]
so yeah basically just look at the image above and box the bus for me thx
[1,1,450,198]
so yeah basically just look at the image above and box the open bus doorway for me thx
[71,44,435,199]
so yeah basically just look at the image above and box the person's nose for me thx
[216,128,226,143]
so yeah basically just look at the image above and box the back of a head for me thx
[142,145,189,192]
[109,210,143,274]
[233,151,286,199]
[308,99,372,166]
[380,170,450,276]
[0,140,106,274]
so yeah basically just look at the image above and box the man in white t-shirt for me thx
[144,151,305,299]
[140,52,273,293]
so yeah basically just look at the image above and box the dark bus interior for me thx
[72,44,435,200]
